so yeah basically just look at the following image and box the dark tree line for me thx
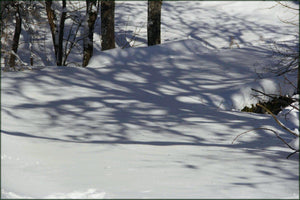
[1,0,163,69]
[1,1,22,70]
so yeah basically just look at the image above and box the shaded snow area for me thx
[1,1,299,199]
[2,40,299,199]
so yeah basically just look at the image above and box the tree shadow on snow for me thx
[2,41,297,155]
[2,2,298,192]
[2,42,298,187]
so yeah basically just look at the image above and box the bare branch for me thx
[287,149,299,159]
[276,1,299,11]
[232,127,297,151]
[251,88,276,99]
[288,103,299,111]
[257,103,299,137]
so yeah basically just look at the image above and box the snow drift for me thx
[1,39,298,198]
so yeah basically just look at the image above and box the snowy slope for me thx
[1,1,299,199]
[1,39,298,198]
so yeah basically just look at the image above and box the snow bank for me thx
[278,95,299,135]
[1,1,299,197]
[1,188,105,199]
[45,189,106,199]
[231,75,297,110]
[89,39,297,111]
[2,40,298,198]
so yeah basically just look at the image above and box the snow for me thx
[1,1,299,199]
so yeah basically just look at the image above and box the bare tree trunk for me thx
[45,0,66,66]
[1,2,13,69]
[297,61,300,95]
[83,0,97,67]
[101,0,115,51]
[147,0,162,46]
[9,3,22,69]
[45,0,58,61]
[57,0,66,66]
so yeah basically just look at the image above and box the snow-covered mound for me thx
[278,95,299,151]
[1,40,298,198]
[89,39,296,110]
[278,95,299,135]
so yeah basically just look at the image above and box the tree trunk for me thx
[101,0,115,51]
[45,0,58,61]
[83,0,97,67]
[147,0,162,46]
[297,60,300,95]
[9,3,22,69]
[57,0,66,66]
[45,0,66,66]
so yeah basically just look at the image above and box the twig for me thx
[232,127,296,150]
[257,103,299,137]
[276,1,299,11]
[287,150,299,159]
[251,88,275,99]
[283,75,297,90]
[288,103,299,111]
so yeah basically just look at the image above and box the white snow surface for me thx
[2,39,299,199]
[1,1,299,199]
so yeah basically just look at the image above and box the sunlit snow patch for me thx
[45,189,106,199]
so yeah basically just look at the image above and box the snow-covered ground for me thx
[1,1,299,199]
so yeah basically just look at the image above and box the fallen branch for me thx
[232,127,296,151]
[257,103,299,137]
